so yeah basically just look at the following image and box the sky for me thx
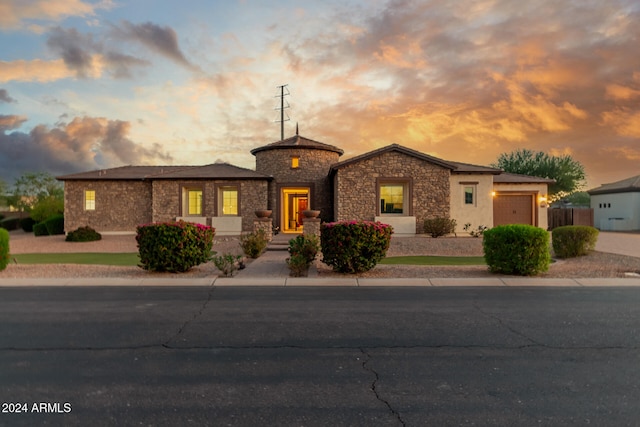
[0,0,639,190]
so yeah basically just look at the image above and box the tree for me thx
[11,172,64,214]
[0,178,8,207]
[491,149,586,202]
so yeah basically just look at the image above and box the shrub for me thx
[483,224,550,276]
[43,214,65,235]
[136,220,215,273]
[321,220,393,274]
[30,195,64,223]
[20,217,36,232]
[65,226,102,242]
[33,222,49,236]
[552,225,599,258]
[212,253,243,277]
[424,217,457,238]
[0,217,20,231]
[240,229,268,259]
[0,228,9,271]
[286,234,319,277]
[463,223,488,238]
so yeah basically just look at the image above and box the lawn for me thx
[12,253,140,266]
[380,255,486,265]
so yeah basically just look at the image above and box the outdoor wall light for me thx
[539,195,548,208]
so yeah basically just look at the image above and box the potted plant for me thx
[254,209,272,218]
[302,209,320,219]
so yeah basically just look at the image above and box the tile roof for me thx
[588,175,640,195]
[251,134,344,155]
[448,161,502,174]
[57,163,270,181]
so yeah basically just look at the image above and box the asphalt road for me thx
[1,285,640,426]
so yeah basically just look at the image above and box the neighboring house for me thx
[588,175,640,231]
[57,133,552,235]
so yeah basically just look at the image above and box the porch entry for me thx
[281,188,309,233]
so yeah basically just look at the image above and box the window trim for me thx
[215,183,241,217]
[180,185,204,217]
[84,189,96,211]
[376,178,412,216]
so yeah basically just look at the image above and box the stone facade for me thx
[333,151,451,234]
[255,148,340,226]
[63,180,153,232]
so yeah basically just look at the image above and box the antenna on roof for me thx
[296,122,299,135]
[274,84,290,140]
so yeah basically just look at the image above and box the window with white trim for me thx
[84,190,95,210]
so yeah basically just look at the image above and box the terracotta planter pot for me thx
[302,209,320,218]
[255,209,272,218]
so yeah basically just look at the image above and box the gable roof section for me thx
[588,175,640,195]
[493,172,556,184]
[57,163,271,181]
[448,161,502,174]
[330,144,457,172]
[250,134,344,155]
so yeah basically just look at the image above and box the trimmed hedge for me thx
[424,217,457,238]
[43,214,65,235]
[321,220,393,274]
[552,225,599,258]
[0,217,20,231]
[0,228,9,271]
[20,217,36,232]
[33,222,49,236]
[483,224,550,276]
[66,226,102,242]
[136,220,215,273]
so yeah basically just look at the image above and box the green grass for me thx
[380,255,486,266]
[11,253,140,266]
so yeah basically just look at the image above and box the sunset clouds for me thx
[0,0,638,187]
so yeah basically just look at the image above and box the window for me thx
[464,186,474,205]
[379,181,409,215]
[219,186,238,216]
[84,190,95,210]
[182,187,203,216]
[291,156,300,169]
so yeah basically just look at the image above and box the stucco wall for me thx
[492,182,549,230]
[591,192,640,231]
[255,148,340,225]
[63,180,153,233]
[449,174,494,233]
[333,151,451,234]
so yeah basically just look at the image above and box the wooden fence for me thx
[548,208,594,230]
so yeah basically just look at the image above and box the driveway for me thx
[595,231,640,258]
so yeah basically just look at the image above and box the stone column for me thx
[302,218,321,239]
[253,218,273,242]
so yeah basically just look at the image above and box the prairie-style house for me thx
[57,134,553,236]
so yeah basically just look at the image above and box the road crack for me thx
[360,348,406,426]
[163,285,216,348]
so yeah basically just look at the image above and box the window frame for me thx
[181,185,204,216]
[215,183,241,217]
[291,156,300,169]
[376,178,412,216]
[84,190,96,211]
[459,182,478,207]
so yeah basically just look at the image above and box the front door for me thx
[282,188,309,233]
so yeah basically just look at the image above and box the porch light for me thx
[491,191,496,197]
[539,195,548,207]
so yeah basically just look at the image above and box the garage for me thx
[493,193,535,226]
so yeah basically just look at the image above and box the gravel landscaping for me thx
[2,230,640,279]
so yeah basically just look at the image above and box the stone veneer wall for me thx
[333,151,451,234]
[255,148,340,225]
[63,180,153,232]
[151,179,268,232]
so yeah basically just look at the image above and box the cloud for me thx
[0,58,74,83]
[0,0,113,30]
[0,89,16,103]
[111,21,194,69]
[0,116,172,181]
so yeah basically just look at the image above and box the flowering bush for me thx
[321,220,393,274]
[136,220,215,273]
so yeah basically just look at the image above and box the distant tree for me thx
[563,191,590,207]
[492,149,586,202]
[0,178,8,207]
[11,172,64,214]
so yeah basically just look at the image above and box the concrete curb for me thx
[1,277,640,287]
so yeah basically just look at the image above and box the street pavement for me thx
[2,286,640,426]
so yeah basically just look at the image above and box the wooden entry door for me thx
[493,194,534,226]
